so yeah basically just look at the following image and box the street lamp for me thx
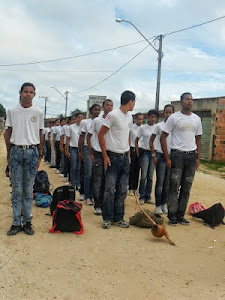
[116,18,163,110]
[50,86,69,117]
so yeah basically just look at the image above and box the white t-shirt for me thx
[153,121,171,154]
[79,118,93,146]
[5,103,44,146]
[88,116,105,152]
[137,123,156,150]
[130,123,142,147]
[53,125,61,141]
[67,123,80,147]
[103,109,133,153]
[163,111,203,152]
[44,128,50,141]
[60,124,69,144]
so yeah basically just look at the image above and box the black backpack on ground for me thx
[193,203,225,228]
[33,170,50,193]
[50,186,75,215]
[49,200,83,234]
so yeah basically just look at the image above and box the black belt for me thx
[107,150,129,157]
[171,149,197,154]
[12,144,37,149]
[93,149,102,155]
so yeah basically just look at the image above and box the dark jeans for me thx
[79,161,84,195]
[129,147,140,191]
[168,150,197,220]
[70,146,80,189]
[155,152,170,207]
[45,141,51,163]
[102,154,130,222]
[139,150,154,200]
[10,146,39,226]
[64,152,70,179]
[83,146,93,199]
[55,141,61,170]
[92,151,104,209]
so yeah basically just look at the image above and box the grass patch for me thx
[201,160,225,172]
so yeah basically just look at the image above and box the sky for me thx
[1,0,225,117]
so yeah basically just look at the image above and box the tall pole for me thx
[39,96,48,122]
[155,35,163,111]
[65,91,69,117]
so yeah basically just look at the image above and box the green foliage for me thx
[0,103,6,118]
[201,160,225,172]
[70,108,86,116]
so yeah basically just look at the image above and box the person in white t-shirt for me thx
[161,92,203,226]
[87,99,113,216]
[53,117,66,173]
[66,113,84,189]
[128,113,143,196]
[135,110,158,205]
[43,121,51,163]
[98,90,135,229]
[5,82,44,236]
[50,120,58,168]
[60,116,72,181]
[150,104,174,215]
[78,104,101,205]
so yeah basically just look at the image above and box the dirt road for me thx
[0,135,224,300]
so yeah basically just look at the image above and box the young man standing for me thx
[5,82,44,236]
[98,91,135,229]
[87,99,113,215]
[53,118,66,174]
[78,104,101,205]
[161,92,202,226]
[128,113,143,196]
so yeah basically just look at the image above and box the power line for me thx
[71,44,150,94]
[164,15,225,37]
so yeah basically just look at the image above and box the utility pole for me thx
[65,91,69,117]
[39,96,48,121]
[155,35,163,111]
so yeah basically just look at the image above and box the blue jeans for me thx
[83,146,92,199]
[168,150,197,220]
[70,146,80,189]
[102,154,130,222]
[10,146,39,226]
[139,150,154,200]
[155,152,170,207]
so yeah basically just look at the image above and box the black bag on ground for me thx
[33,170,50,193]
[49,200,83,234]
[193,203,225,228]
[50,186,75,215]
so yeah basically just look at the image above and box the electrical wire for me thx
[71,44,150,94]
[163,15,225,36]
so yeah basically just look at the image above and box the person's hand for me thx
[153,156,158,167]
[91,154,95,163]
[79,152,85,162]
[128,155,131,165]
[104,156,111,171]
[166,158,171,169]
[196,159,200,169]
[60,147,64,153]
[66,150,71,158]
[37,156,42,170]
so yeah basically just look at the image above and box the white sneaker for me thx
[63,177,67,182]
[161,204,168,214]
[60,174,64,178]
[128,190,134,196]
[55,169,60,174]
[79,194,84,201]
[85,198,93,206]
[94,207,102,215]
[155,206,163,215]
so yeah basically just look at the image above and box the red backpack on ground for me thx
[188,202,206,215]
[49,200,84,235]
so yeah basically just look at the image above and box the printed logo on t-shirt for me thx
[31,116,37,122]
[106,114,111,120]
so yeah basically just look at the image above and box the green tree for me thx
[57,113,64,119]
[70,108,86,116]
[0,103,6,118]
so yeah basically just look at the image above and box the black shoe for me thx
[7,225,23,236]
[168,219,178,226]
[178,218,190,225]
[23,222,34,235]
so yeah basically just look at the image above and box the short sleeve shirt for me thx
[137,123,156,150]
[152,121,171,154]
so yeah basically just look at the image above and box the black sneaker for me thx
[7,225,23,236]
[168,219,178,226]
[178,218,190,225]
[23,222,34,235]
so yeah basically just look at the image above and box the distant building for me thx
[171,97,225,162]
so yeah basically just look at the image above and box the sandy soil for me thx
[0,135,225,300]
